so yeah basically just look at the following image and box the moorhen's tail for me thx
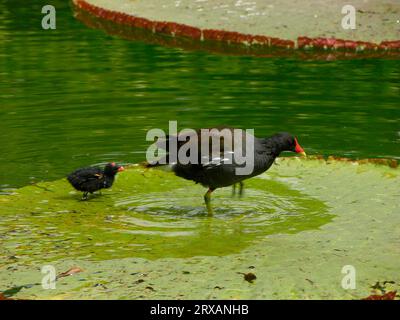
[67,172,81,188]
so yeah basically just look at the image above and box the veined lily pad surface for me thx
[0,157,399,299]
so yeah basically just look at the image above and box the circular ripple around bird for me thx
[110,177,332,258]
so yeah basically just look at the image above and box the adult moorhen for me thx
[148,128,306,215]
[67,162,124,200]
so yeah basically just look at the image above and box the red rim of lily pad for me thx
[72,0,400,60]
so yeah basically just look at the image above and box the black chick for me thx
[67,162,124,200]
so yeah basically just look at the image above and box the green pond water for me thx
[0,1,399,299]
[1,1,400,189]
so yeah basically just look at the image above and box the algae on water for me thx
[0,158,399,299]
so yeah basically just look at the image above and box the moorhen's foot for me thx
[204,188,214,216]
[239,182,244,198]
[81,192,89,201]
[232,183,244,198]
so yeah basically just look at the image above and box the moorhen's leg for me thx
[204,188,215,216]
[232,184,236,197]
[82,192,88,201]
[239,182,244,198]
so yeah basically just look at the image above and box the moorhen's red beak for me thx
[294,138,306,157]
[118,166,125,172]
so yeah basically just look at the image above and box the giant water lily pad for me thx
[0,157,399,299]
[0,161,330,263]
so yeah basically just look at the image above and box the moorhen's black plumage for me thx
[67,162,124,200]
[149,128,306,214]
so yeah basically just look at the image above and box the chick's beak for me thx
[118,166,125,172]
[299,151,307,157]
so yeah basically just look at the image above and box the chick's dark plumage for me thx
[67,162,124,200]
